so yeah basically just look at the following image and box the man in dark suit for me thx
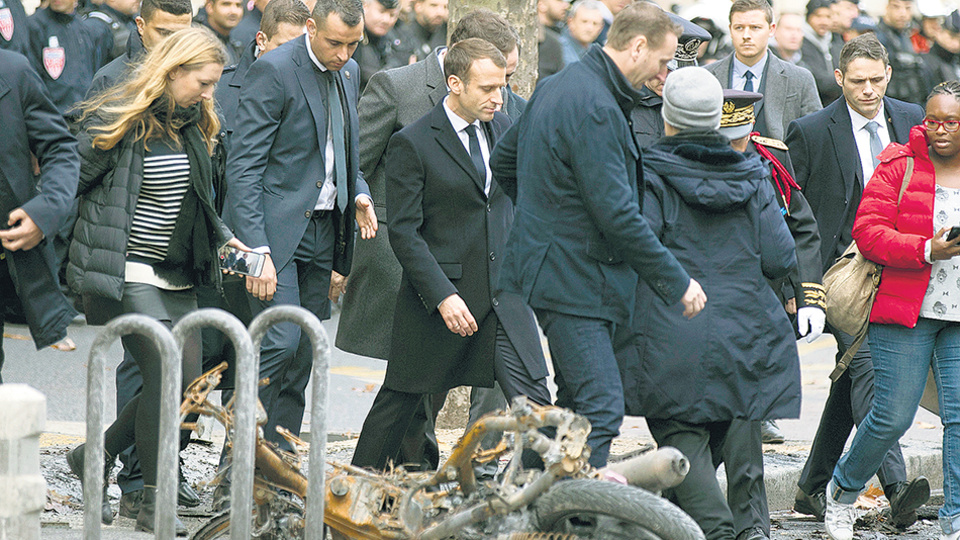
[492,2,705,468]
[786,33,928,527]
[336,9,527,472]
[351,38,550,470]
[0,49,78,384]
[224,0,376,451]
[704,0,822,141]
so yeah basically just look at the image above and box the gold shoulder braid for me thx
[750,135,788,151]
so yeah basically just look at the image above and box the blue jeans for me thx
[535,309,623,468]
[831,318,960,534]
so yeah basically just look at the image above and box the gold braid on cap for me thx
[721,103,755,128]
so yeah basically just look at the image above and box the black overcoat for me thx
[0,50,78,348]
[384,102,548,394]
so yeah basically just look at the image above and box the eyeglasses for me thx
[923,119,960,132]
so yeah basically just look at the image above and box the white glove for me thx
[797,306,826,343]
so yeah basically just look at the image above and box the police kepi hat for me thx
[719,89,763,140]
[667,12,712,70]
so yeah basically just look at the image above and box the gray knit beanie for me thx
[661,67,723,132]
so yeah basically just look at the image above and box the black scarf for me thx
[146,101,222,288]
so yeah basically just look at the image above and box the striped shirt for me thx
[126,149,190,262]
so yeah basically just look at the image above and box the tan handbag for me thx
[823,157,914,382]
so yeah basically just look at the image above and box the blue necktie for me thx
[743,70,755,92]
[327,72,348,213]
[464,125,487,193]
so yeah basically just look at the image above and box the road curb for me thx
[746,439,944,513]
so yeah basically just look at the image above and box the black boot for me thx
[65,444,115,525]
[178,459,201,508]
[136,486,187,536]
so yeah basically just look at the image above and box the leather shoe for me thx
[735,526,768,540]
[887,477,930,528]
[794,488,826,522]
[761,420,785,444]
[118,489,142,519]
[66,444,115,525]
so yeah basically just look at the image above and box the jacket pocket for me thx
[439,263,462,279]
[586,238,623,265]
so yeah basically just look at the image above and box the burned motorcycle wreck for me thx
[182,363,705,540]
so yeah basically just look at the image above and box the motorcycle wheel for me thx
[191,512,231,540]
[534,479,705,540]
[191,512,334,540]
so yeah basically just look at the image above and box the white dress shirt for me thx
[306,34,339,211]
[733,52,767,92]
[847,101,890,185]
[443,96,492,196]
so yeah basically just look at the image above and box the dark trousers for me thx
[535,309,623,468]
[248,212,334,449]
[351,320,551,470]
[88,283,201,487]
[723,420,769,537]
[648,418,736,540]
[797,325,906,496]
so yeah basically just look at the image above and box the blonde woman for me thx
[63,27,248,534]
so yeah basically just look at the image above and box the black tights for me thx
[102,323,201,486]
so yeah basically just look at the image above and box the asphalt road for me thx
[1,310,945,444]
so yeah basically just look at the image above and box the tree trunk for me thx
[447,0,539,99]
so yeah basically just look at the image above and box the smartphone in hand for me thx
[948,226,960,242]
[219,246,265,278]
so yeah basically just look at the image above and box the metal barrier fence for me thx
[247,305,331,540]
[82,305,330,539]
[170,309,257,540]
[82,314,179,540]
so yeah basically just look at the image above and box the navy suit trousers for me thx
[248,212,335,449]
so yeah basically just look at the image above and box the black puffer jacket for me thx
[67,129,232,305]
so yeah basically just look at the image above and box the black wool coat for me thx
[384,103,548,394]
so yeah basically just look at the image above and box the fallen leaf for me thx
[854,484,885,509]
[917,421,939,429]
[2,332,30,341]
[51,337,76,351]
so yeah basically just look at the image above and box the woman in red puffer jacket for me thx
[823,82,960,540]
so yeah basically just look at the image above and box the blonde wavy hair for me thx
[81,27,228,154]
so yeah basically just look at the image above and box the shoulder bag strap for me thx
[829,157,914,382]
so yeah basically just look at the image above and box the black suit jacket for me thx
[384,102,547,394]
[786,96,924,271]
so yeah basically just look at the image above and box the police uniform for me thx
[716,90,825,540]
[631,13,711,149]
[83,3,135,64]
[27,7,111,119]
[198,18,245,66]
[353,0,410,92]
[0,0,28,55]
